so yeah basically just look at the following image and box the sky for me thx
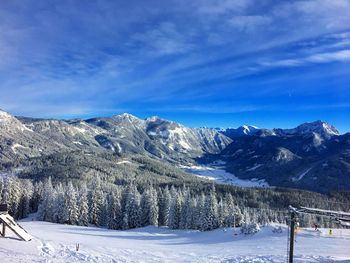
[0,0,350,132]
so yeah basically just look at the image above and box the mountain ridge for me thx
[0,109,349,192]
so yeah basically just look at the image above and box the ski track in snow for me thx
[0,220,349,263]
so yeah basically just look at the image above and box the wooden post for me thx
[2,222,6,237]
[233,216,236,235]
[289,212,296,263]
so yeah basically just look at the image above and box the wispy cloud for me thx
[0,0,349,127]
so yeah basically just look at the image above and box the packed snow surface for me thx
[182,165,269,187]
[0,220,349,262]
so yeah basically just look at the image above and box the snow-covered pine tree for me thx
[17,180,33,219]
[217,200,225,228]
[149,187,159,226]
[7,177,21,218]
[64,182,78,225]
[78,184,89,226]
[105,191,121,229]
[201,191,219,231]
[124,185,141,229]
[180,190,192,229]
[168,188,182,229]
[89,179,104,226]
[52,183,66,223]
[158,186,171,226]
[195,193,206,230]
[141,188,151,226]
[37,177,54,222]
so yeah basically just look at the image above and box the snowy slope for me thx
[0,219,349,263]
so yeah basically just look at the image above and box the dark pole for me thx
[289,212,295,263]
[2,222,6,237]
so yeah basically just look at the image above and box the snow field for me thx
[181,165,269,188]
[0,220,349,263]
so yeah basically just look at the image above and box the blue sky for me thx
[0,0,350,132]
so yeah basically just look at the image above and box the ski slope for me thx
[0,219,349,263]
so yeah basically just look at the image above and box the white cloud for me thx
[196,0,250,15]
[307,50,350,63]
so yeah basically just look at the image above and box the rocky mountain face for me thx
[213,121,349,193]
[0,109,349,192]
[0,110,231,166]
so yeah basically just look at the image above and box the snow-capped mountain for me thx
[277,120,339,139]
[213,121,348,193]
[219,125,260,138]
[0,109,349,192]
[0,111,231,164]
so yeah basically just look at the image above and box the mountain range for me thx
[0,109,349,193]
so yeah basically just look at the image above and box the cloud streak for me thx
[0,0,349,130]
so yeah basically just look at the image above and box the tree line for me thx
[0,175,347,230]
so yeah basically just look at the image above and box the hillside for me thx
[1,109,349,192]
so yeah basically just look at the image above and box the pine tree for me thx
[37,177,54,222]
[201,192,218,231]
[180,190,192,229]
[89,180,104,226]
[124,185,141,229]
[159,187,171,226]
[78,184,89,226]
[195,193,206,230]
[64,182,78,224]
[17,180,33,219]
[105,191,121,229]
[52,183,66,223]
[168,188,182,229]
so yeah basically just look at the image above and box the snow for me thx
[0,220,349,262]
[292,168,312,182]
[116,160,132,165]
[73,141,83,145]
[11,143,28,153]
[22,125,34,132]
[73,126,88,134]
[170,127,192,150]
[246,164,263,171]
[115,143,122,153]
[182,165,269,188]
[0,110,12,122]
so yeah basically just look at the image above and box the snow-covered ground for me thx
[182,165,269,187]
[1,219,349,263]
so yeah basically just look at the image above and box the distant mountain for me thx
[276,120,340,140]
[0,109,348,192]
[219,125,260,138]
[0,110,231,165]
[211,120,348,193]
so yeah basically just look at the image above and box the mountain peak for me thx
[219,125,260,138]
[0,109,15,122]
[112,113,140,121]
[283,120,339,138]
